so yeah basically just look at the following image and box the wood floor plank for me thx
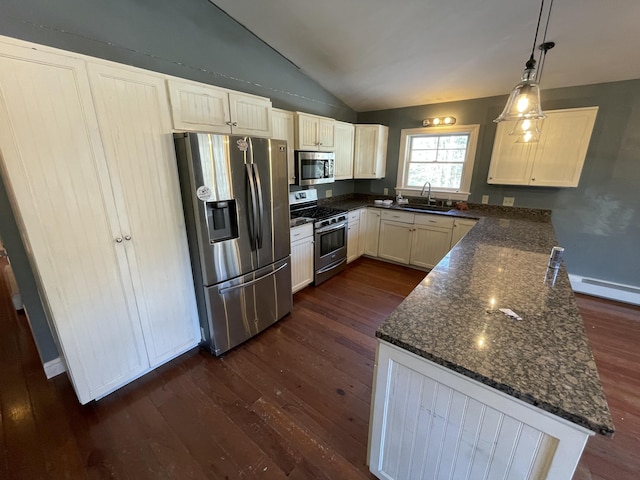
[1,256,638,479]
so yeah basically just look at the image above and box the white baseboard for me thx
[44,356,66,379]
[569,274,640,306]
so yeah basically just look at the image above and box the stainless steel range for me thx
[289,189,348,285]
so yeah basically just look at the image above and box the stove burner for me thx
[290,205,346,221]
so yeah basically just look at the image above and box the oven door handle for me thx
[315,222,347,234]
[316,257,347,275]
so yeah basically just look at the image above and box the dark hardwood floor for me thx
[0,256,638,479]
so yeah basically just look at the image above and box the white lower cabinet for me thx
[363,209,382,257]
[377,210,454,269]
[369,340,592,480]
[451,217,478,248]
[0,39,199,404]
[290,224,314,293]
[347,208,365,263]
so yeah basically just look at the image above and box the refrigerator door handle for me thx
[246,163,259,250]
[252,163,265,249]
[218,262,289,295]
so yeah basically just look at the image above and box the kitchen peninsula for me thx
[323,197,614,480]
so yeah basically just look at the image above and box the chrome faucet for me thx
[421,181,433,204]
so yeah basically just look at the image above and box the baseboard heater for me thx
[569,274,640,306]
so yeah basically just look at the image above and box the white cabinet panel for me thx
[167,78,272,137]
[410,224,453,269]
[346,208,365,263]
[378,220,413,265]
[295,112,335,151]
[370,341,591,480]
[166,79,231,133]
[334,121,355,180]
[354,124,388,179]
[451,218,478,248]
[0,44,148,403]
[271,108,296,185]
[488,107,598,187]
[363,209,381,257]
[290,224,314,293]
[87,63,200,367]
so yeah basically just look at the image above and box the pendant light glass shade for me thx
[494,65,546,123]
[510,118,541,143]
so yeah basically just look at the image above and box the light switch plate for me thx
[481,195,489,204]
[503,196,515,207]
[325,189,332,198]
[383,188,389,195]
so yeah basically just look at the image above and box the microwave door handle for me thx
[252,163,264,249]
[246,163,258,250]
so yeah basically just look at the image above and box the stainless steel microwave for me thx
[295,151,335,186]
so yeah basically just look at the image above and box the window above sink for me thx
[395,124,480,201]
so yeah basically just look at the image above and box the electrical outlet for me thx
[502,196,515,207]
[481,195,489,204]
[383,188,389,195]
[325,189,332,198]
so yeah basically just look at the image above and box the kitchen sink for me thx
[396,204,453,213]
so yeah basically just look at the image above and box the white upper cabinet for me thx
[334,121,355,180]
[271,108,296,184]
[354,124,388,179]
[488,107,598,187]
[295,112,335,151]
[167,78,272,137]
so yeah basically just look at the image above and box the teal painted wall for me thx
[0,0,356,363]
[357,79,640,287]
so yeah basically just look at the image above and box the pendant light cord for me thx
[536,0,555,82]
[527,0,546,67]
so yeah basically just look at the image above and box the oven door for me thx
[314,220,348,283]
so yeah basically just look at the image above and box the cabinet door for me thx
[317,117,336,151]
[358,210,367,257]
[410,225,453,269]
[0,44,148,403]
[272,108,296,185]
[347,219,361,263]
[228,91,272,137]
[291,236,314,293]
[166,79,231,133]
[334,121,355,180]
[354,124,388,179]
[378,221,413,265]
[451,219,477,248]
[529,107,598,187]
[88,63,200,367]
[487,122,535,185]
[363,209,381,257]
[295,113,319,149]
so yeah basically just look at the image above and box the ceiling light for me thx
[495,0,555,124]
[423,116,456,127]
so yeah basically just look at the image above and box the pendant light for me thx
[494,0,555,125]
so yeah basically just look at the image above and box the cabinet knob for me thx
[232,122,238,127]
[489,176,493,180]
[115,237,123,243]
[532,178,536,181]
[124,235,132,241]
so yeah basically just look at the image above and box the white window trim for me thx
[395,124,480,201]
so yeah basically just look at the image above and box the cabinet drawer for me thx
[348,209,364,222]
[380,210,415,224]
[414,213,454,228]
[290,223,313,242]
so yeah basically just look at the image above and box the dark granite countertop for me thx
[323,193,614,436]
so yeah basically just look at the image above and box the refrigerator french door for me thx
[174,133,292,355]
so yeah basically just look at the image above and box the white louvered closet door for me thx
[86,63,200,368]
[0,42,148,403]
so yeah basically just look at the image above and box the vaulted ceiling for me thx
[210,0,640,112]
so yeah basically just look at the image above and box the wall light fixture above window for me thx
[422,116,456,127]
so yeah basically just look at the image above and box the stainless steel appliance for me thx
[295,151,335,186]
[174,133,292,356]
[289,190,348,285]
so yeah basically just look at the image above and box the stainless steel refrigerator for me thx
[174,133,292,356]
